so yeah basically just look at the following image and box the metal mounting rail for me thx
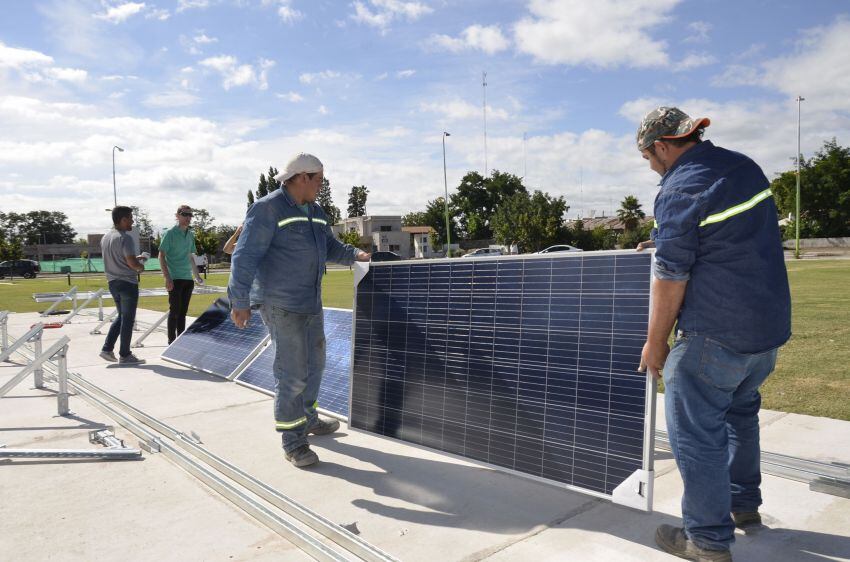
[66,379,365,562]
[132,311,169,348]
[655,429,850,497]
[0,337,69,400]
[90,310,118,335]
[0,323,44,364]
[0,311,9,352]
[39,286,77,316]
[67,373,398,562]
[63,288,105,324]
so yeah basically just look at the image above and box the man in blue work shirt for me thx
[636,107,791,561]
[229,153,370,467]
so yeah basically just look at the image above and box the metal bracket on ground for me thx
[90,310,118,335]
[132,311,169,348]
[39,286,78,316]
[62,288,105,324]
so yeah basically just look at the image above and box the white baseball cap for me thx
[274,153,323,183]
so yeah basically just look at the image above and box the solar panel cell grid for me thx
[350,252,652,499]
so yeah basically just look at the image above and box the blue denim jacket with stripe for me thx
[650,140,791,354]
[228,187,358,314]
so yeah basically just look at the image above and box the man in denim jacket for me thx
[229,153,370,467]
[635,108,791,561]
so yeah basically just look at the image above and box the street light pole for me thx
[112,145,124,207]
[794,96,804,260]
[442,132,451,256]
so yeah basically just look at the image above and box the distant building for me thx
[565,215,655,235]
[331,216,439,259]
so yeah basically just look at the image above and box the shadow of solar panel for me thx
[350,251,654,506]
[233,308,352,420]
[162,297,269,378]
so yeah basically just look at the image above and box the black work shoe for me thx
[285,445,319,467]
[118,353,146,365]
[307,418,340,436]
[655,525,732,561]
[732,511,762,529]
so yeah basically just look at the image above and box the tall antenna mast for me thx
[482,71,488,176]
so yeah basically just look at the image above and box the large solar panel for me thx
[349,251,656,510]
[162,297,269,379]
[234,308,353,420]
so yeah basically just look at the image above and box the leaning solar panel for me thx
[350,251,655,510]
[162,297,269,379]
[234,308,353,420]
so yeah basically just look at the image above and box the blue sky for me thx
[1,0,848,238]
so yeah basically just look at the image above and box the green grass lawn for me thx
[2,262,848,420]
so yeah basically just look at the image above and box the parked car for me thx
[536,245,583,254]
[371,251,402,262]
[0,259,40,279]
[461,248,503,258]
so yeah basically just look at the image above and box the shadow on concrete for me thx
[733,525,850,561]
[105,362,227,383]
[0,412,106,432]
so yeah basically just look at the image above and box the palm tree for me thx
[617,195,645,232]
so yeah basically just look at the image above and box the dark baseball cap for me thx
[636,106,710,150]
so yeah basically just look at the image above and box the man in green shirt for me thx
[159,204,204,343]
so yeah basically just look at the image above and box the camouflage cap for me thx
[636,106,710,150]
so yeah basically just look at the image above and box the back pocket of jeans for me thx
[697,338,749,391]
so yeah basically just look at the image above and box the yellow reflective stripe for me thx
[653,220,658,228]
[312,218,327,226]
[275,417,307,430]
[699,188,773,227]
[311,401,319,410]
[277,216,309,228]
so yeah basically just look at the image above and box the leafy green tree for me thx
[401,211,428,226]
[347,185,369,218]
[247,190,255,207]
[316,178,341,225]
[491,190,568,252]
[617,195,646,232]
[619,221,653,249]
[191,208,215,232]
[451,170,528,240]
[2,211,77,244]
[129,206,154,239]
[254,166,281,201]
[338,230,362,246]
[770,138,850,238]
[423,197,460,247]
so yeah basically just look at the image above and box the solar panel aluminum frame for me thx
[161,309,270,380]
[350,250,657,512]
[232,307,353,423]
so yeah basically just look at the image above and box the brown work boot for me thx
[285,444,319,467]
[655,525,732,561]
[732,511,762,529]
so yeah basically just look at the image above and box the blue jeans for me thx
[260,305,326,453]
[102,280,139,358]
[663,333,778,551]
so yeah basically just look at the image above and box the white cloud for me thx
[180,32,218,54]
[143,91,200,107]
[0,41,88,84]
[673,52,716,72]
[94,2,147,24]
[396,69,415,78]
[351,0,432,31]
[711,18,850,112]
[0,42,54,68]
[176,0,212,12]
[428,24,510,54]
[513,0,679,68]
[200,56,275,90]
[318,105,329,115]
[419,99,509,121]
[145,7,170,20]
[277,91,304,102]
[193,32,217,45]
[684,21,712,43]
[299,70,341,84]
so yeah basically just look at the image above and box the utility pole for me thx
[442,132,452,256]
[795,95,805,259]
[112,145,124,207]
[482,71,488,177]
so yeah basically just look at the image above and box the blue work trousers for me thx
[260,305,326,453]
[663,332,778,551]
[102,280,139,358]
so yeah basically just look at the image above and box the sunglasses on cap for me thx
[179,211,193,217]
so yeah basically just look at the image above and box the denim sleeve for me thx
[228,201,275,309]
[653,191,702,281]
[324,224,358,265]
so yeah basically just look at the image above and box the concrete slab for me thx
[2,310,849,561]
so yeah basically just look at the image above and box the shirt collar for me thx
[282,186,297,207]
[661,140,714,183]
